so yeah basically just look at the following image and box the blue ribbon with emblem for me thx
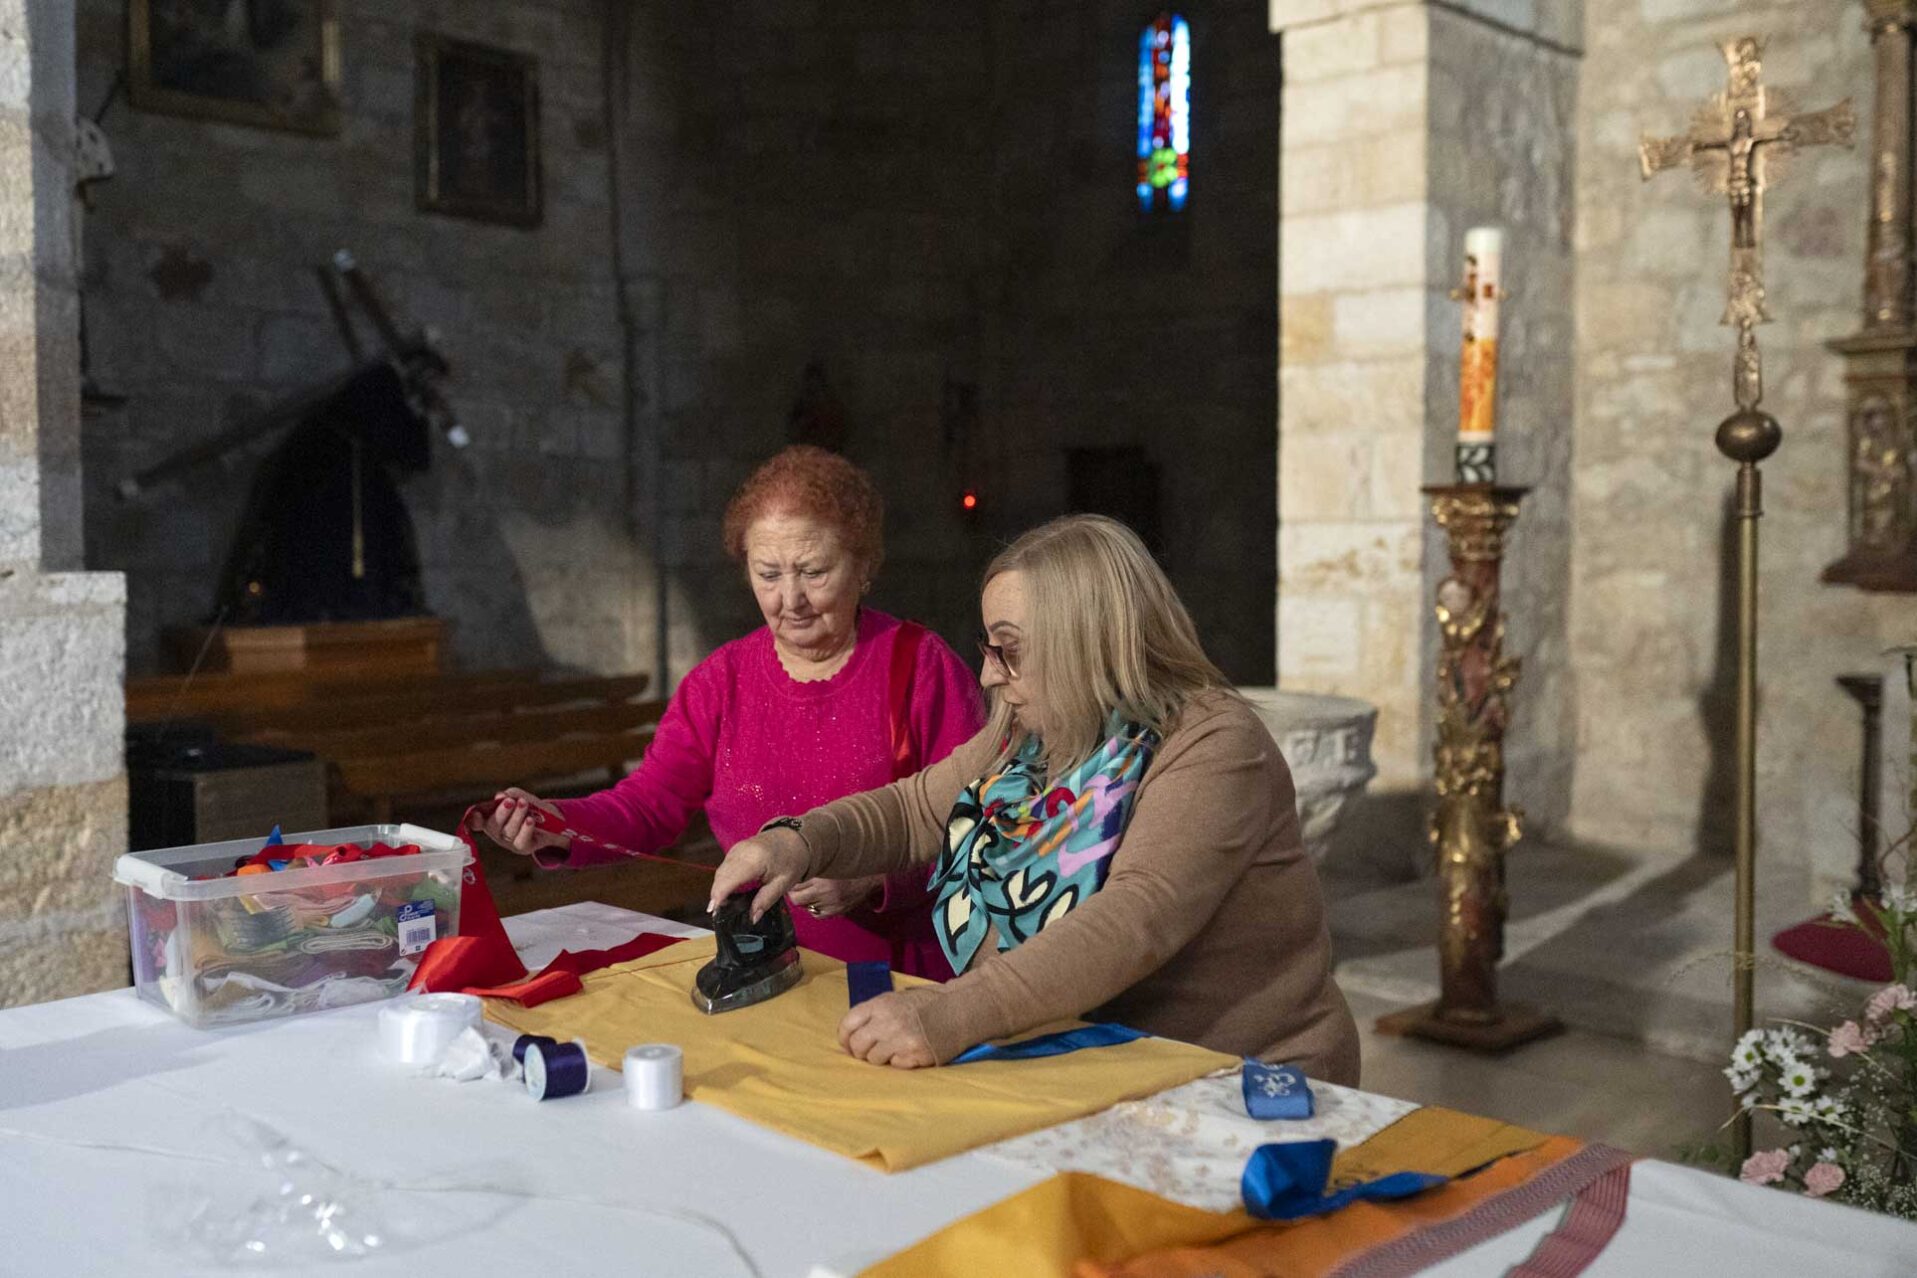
[1243,1059,1314,1120]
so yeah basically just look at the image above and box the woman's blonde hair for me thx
[984,514,1229,777]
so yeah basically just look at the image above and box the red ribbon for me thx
[887,621,926,780]
[240,841,421,870]
[406,800,705,1007]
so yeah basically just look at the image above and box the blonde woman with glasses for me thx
[712,514,1359,1085]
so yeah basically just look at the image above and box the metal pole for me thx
[1732,460,1761,1160]
[1717,405,1778,1164]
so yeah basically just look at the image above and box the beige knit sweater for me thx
[794,690,1361,1085]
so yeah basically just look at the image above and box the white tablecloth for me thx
[4,902,1913,1277]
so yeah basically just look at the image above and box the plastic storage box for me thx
[114,823,470,1029]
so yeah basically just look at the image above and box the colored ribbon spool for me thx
[513,1033,558,1066]
[378,993,483,1066]
[525,1038,592,1101]
[622,1044,684,1111]
[846,961,893,1007]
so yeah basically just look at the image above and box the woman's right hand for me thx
[471,788,570,857]
[709,827,810,920]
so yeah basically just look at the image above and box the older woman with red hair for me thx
[477,446,983,978]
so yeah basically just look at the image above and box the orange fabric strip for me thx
[1084,1137,1585,1278]
[859,1116,1577,1278]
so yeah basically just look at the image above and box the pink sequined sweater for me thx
[551,609,984,979]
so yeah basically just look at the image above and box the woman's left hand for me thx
[788,874,884,919]
[839,989,937,1069]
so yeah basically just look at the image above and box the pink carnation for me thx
[1865,984,1917,1025]
[1804,1162,1845,1198]
[1828,1020,1876,1058]
[1740,1148,1791,1186]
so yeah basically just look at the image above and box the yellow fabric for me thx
[858,1107,1558,1278]
[865,1173,1251,1278]
[486,937,1235,1172]
[1329,1105,1549,1184]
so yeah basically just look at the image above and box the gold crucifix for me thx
[1639,37,1855,410]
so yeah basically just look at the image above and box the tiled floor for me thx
[1324,841,1876,1163]
[1345,988,1735,1160]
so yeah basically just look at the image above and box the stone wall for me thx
[76,0,647,676]
[1270,0,1581,848]
[74,0,1291,689]
[978,0,1281,684]
[610,1,993,672]
[0,0,130,1006]
[1571,0,1903,896]
[615,0,1284,678]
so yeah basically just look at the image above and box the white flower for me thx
[1768,1047,1808,1084]
[1778,1098,1815,1128]
[1812,1094,1847,1124]
[1731,1032,1764,1071]
[1829,891,1859,925]
[1764,1027,1815,1063]
[1882,882,1916,915]
[1819,1147,1841,1164]
[1780,1060,1819,1099]
[1724,1063,1760,1096]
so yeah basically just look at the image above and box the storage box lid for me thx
[113,822,469,901]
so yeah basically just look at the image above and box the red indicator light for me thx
[961,492,978,511]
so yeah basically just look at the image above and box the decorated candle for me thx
[1456,227,1504,482]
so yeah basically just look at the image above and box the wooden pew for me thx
[333,727,660,823]
[147,673,653,738]
[128,665,708,919]
[125,667,548,722]
[233,700,666,759]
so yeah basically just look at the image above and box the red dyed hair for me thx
[722,446,885,576]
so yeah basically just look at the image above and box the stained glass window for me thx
[1137,13,1191,212]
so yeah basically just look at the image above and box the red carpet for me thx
[1771,903,1893,983]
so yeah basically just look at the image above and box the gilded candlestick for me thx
[1375,484,1562,1053]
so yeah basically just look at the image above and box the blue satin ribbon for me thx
[1243,1060,1314,1119]
[847,961,893,1007]
[951,1022,1148,1064]
[1241,1139,1447,1221]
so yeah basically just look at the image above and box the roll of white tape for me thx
[623,1043,683,1111]
[378,993,483,1066]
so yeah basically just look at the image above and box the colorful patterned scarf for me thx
[930,716,1159,974]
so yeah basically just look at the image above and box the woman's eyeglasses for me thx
[976,630,1021,679]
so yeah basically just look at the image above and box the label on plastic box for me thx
[397,901,437,956]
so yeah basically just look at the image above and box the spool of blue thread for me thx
[524,1039,591,1101]
[512,1033,558,1066]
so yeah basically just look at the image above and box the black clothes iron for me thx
[692,892,802,1014]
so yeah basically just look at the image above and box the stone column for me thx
[1269,0,1579,853]
[0,0,129,1005]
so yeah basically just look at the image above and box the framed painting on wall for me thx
[128,0,342,135]
[414,33,542,229]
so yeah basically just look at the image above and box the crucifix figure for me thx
[1639,37,1856,409]
[1634,33,1855,1162]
